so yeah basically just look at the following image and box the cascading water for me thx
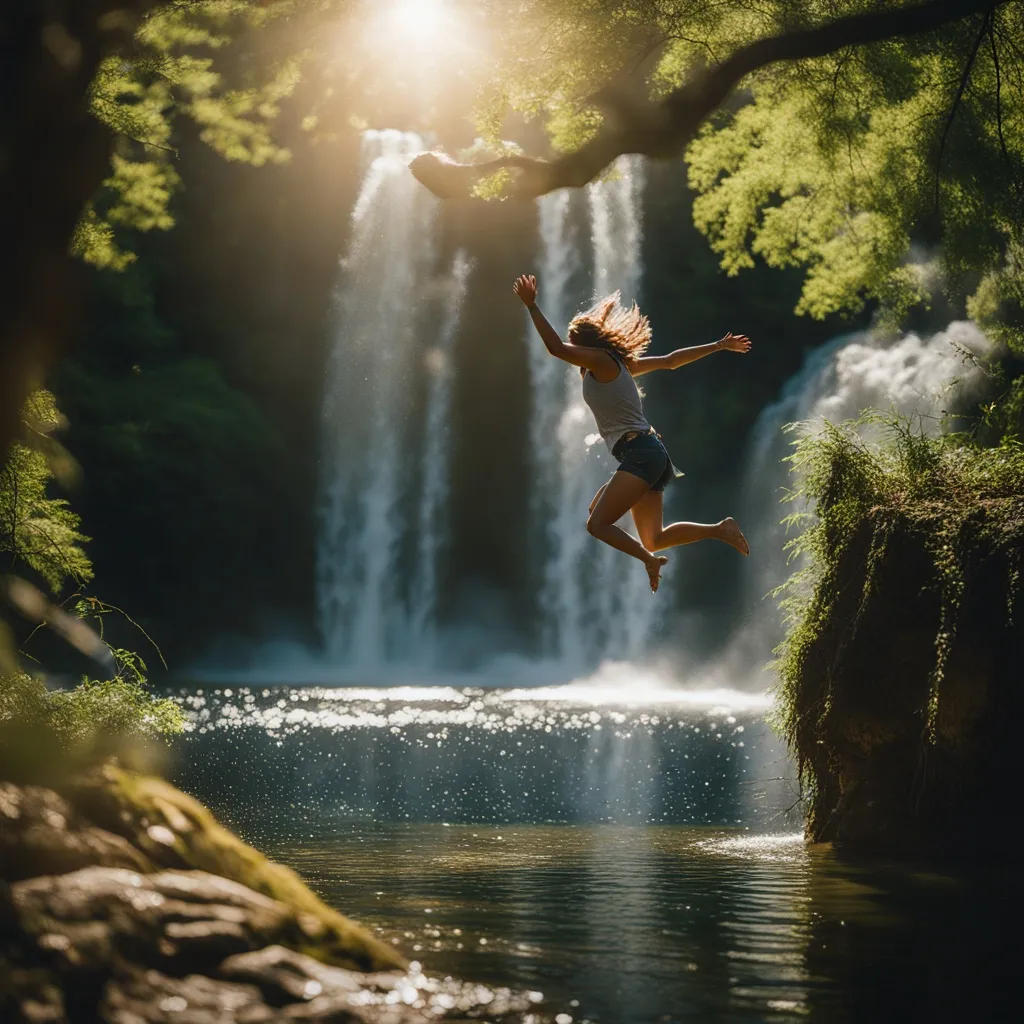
[717,321,993,688]
[527,157,660,668]
[316,130,469,670]
[588,159,661,655]
[409,252,471,657]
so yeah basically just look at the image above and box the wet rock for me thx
[220,945,369,1006]
[100,968,274,1024]
[58,768,405,972]
[2,965,66,1023]
[0,779,553,1023]
[281,996,417,1022]
[9,867,330,974]
[0,782,152,882]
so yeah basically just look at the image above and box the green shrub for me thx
[2,390,183,780]
[0,669,183,781]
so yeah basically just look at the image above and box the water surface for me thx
[170,684,1016,1022]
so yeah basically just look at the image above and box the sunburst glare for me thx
[371,0,460,53]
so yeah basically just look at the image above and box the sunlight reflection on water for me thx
[237,821,1017,1024]
[169,684,1018,1023]
[171,683,793,828]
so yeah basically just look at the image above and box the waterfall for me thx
[528,157,660,668]
[720,321,993,688]
[589,160,660,657]
[409,251,472,657]
[316,130,469,669]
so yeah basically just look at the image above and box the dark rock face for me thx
[792,522,1024,854]
[0,777,548,1023]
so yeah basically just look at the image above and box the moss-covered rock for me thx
[0,773,549,1022]
[55,765,404,973]
[774,422,1024,853]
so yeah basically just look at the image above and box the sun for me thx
[352,0,480,99]
[378,0,453,48]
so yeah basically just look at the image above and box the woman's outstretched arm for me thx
[513,275,617,376]
[628,332,751,375]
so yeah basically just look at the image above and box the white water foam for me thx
[715,320,993,689]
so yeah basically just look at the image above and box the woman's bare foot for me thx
[645,554,669,592]
[717,518,749,556]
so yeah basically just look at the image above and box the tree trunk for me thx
[0,2,151,461]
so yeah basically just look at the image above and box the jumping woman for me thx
[513,273,751,593]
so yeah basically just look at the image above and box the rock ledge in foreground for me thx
[0,774,547,1023]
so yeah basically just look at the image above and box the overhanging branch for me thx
[413,0,1003,199]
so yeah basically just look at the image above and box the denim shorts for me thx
[611,430,680,492]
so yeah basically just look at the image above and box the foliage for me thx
[771,415,1024,766]
[73,0,301,268]
[686,5,1024,334]
[1,391,184,774]
[0,671,182,749]
[63,0,1024,345]
[485,1,1024,345]
[0,391,92,593]
[0,668,183,782]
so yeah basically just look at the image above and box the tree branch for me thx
[932,13,989,218]
[119,132,179,157]
[413,0,1003,200]
[988,10,1022,199]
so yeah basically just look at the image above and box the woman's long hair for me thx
[568,291,651,359]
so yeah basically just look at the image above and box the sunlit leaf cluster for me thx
[0,392,92,594]
[0,670,183,777]
[75,0,301,267]
[687,8,1024,331]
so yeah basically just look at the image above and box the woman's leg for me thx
[587,471,669,590]
[631,491,750,556]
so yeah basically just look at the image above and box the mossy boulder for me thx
[55,764,404,973]
[0,772,548,1021]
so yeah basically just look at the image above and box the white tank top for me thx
[581,352,650,451]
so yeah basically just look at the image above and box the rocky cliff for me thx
[773,424,1024,853]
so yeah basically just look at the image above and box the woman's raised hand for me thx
[513,274,538,307]
[716,332,751,353]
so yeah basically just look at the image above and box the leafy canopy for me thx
[76,0,1024,346]
[483,1,1024,343]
